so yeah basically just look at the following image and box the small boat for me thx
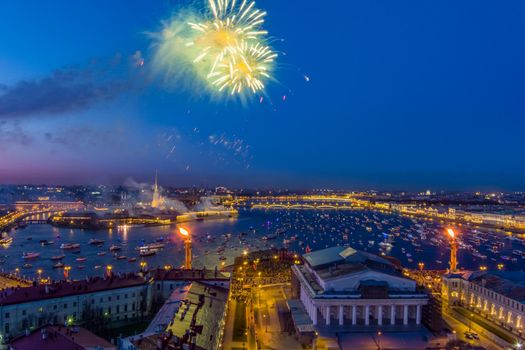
[22,263,32,269]
[22,252,40,260]
[60,243,80,250]
[94,265,102,269]
[88,239,105,245]
[116,255,127,260]
[53,262,64,269]
[128,257,137,262]
[109,245,122,252]
[139,248,156,257]
[97,252,107,256]
[50,255,65,261]
[0,237,13,245]
[75,257,87,262]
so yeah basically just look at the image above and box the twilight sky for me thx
[1,0,524,190]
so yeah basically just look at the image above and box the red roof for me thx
[10,325,115,350]
[0,273,147,306]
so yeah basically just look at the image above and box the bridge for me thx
[250,202,358,210]
[1,209,65,231]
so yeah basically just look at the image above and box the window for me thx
[5,323,9,334]
[53,305,57,310]
[117,295,120,300]
[64,304,67,309]
[125,294,128,299]
[108,296,112,302]
[117,305,120,313]
[22,310,26,316]
[170,284,173,290]
[5,312,9,319]
[73,302,77,307]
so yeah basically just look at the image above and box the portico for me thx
[292,246,428,331]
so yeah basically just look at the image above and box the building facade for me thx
[291,246,428,328]
[442,270,525,338]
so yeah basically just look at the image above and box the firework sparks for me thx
[151,0,277,99]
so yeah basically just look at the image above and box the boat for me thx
[75,257,87,262]
[89,239,105,245]
[116,255,127,260]
[109,245,122,252]
[139,248,156,257]
[0,237,13,245]
[128,257,137,262]
[53,262,64,269]
[135,243,165,251]
[22,252,40,260]
[60,243,80,250]
[50,255,65,261]
[97,252,107,256]
[22,263,32,269]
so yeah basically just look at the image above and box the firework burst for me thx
[151,0,277,99]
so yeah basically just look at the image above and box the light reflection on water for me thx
[1,209,521,281]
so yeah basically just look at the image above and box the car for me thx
[465,333,474,340]
[471,333,479,340]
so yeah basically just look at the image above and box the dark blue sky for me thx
[1,0,524,190]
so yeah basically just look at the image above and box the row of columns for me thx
[316,303,422,326]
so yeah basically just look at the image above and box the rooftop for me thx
[132,282,228,350]
[303,246,402,282]
[0,273,147,306]
[468,271,525,304]
[9,325,115,350]
[149,267,229,281]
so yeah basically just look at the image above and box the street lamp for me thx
[64,266,71,280]
[106,265,113,278]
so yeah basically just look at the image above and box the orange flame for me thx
[179,227,189,237]
[446,228,455,238]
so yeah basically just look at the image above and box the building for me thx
[119,282,229,350]
[442,270,525,339]
[0,273,152,339]
[9,325,115,350]
[0,268,230,342]
[291,246,428,329]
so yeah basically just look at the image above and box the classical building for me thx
[291,246,428,329]
[0,268,230,341]
[442,270,525,339]
[0,273,152,338]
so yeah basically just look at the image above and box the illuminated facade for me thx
[443,271,525,338]
[292,246,428,329]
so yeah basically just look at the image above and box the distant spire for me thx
[154,170,158,191]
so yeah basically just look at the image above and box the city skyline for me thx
[1,0,525,190]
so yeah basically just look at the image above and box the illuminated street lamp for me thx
[64,265,71,280]
[179,227,192,269]
[140,261,148,272]
[446,228,458,272]
[418,262,425,271]
[106,265,113,278]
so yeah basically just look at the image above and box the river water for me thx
[3,209,523,281]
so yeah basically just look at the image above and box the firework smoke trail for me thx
[150,0,277,99]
